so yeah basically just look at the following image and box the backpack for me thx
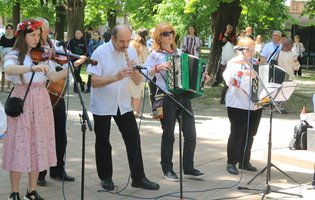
[289,120,312,150]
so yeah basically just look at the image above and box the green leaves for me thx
[303,0,315,19]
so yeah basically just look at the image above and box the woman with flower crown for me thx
[2,19,68,200]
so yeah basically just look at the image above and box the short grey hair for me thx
[272,30,281,36]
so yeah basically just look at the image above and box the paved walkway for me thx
[0,85,314,200]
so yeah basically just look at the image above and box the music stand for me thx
[238,81,303,199]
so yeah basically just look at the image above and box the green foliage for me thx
[124,0,217,43]
[84,0,121,28]
[239,0,288,38]
[2,0,290,44]
[303,0,315,19]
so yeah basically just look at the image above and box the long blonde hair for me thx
[152,23,176,52]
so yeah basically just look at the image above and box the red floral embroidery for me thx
[237,70,243,77]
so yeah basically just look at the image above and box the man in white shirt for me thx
[87,25,159,191]
[260,30,282,64]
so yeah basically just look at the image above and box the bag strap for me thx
[267,45,280,63]
[22,72,35,103]
[6,87,15,100]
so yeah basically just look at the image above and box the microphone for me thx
[234,46,249,51]
[134,65,147,70]
[56,40,67,47]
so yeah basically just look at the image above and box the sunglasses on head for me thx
[160,31,174,37]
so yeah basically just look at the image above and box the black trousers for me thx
[39,99,67,178]
[86,75,91,91]
[73,64,84,84]
[227,107,262,165]
[93,110,145,181]
[294,56,303,76]
[160,95,196,173]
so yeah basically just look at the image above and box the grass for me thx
[195,69,315,115]
[80,61,315,115]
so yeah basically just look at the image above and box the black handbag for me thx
[4,72,35,117]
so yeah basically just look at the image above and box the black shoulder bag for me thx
[4,72,35,117]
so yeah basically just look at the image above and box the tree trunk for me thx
[55,4,66,41]
[107,9,117,31]
[12,2,20,29]
[66,0,85,40]
[208,0,242,79]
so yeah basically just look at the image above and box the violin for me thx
[30,49,98,66]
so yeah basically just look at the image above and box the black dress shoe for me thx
[184,168,205,179]
[227,164,239,175]
[101,178,114,191]
[37,177,47,186]
[163,170,179,182]
[131,177,160,190]
[50,173,75,182]
[239,163,257,172]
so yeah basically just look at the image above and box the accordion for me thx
[165,53,206,99]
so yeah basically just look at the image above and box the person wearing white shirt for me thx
[223,36,263,175]
[3,18,69,200]
[260,30,282,64]
[87,25,159,191]
[144,23,205,182]
[277,38,300,80]
[292,35,305,76]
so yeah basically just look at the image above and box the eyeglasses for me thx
[272,34,280,37]
[160,31,174,37]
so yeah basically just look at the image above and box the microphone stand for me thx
[236,51,302,199]
[135,67,192,200]
[60,44,93,200]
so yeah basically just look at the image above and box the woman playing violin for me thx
[2,19,68,200]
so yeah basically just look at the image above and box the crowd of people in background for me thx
[0,18,314,200]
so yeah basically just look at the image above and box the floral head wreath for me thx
[15,20,43,36]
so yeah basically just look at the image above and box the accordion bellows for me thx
[166,53,206,99]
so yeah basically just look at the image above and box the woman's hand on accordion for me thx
[158,62,171,71]
[244,69,256,79]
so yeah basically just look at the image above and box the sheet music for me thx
[258,81,297,102]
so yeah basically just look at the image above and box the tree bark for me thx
[107,9,117,31]
[66,0,85,40]
[55,4,66,41]
[12,2,20,29]
[208,0,242,79]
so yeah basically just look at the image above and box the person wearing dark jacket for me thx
[67,30,87,93]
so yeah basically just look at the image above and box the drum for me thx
[166,53,206,99]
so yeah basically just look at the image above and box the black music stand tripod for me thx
[238,82,303,199]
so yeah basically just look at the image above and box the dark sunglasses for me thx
[160,31,175,37]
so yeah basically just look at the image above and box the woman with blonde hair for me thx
[223,36,263,175]
[129,29,150,118]
[144,23,205,182]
